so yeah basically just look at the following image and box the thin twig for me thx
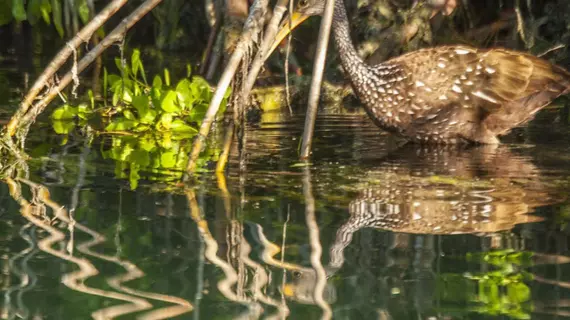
[6,0,127,137]
[300,0,335,159]
[16,0,164,136]
[284,0,294,115]
[186,0,269,174]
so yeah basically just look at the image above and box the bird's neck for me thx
[331,0,371,85]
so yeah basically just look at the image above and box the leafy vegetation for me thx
[0,0,91,37]
[437,249,534,319]
[51,49,230,188]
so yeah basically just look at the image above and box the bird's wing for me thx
[392,46,570,114]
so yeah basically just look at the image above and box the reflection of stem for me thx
[240,235,290,319]
[3,223,36,319]
[193,231,205,320]
[187,189,262,318]
[216,122,235,172]
[6,178,152,319]
[9,178,193,319]
[303,167,332,319]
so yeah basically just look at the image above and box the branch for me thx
[300,0,335,159]
[6,0,128,137]
[15,0,164,137]
[186,0,269,174]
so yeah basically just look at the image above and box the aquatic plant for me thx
[50,49,230,188]
[436,249,534,319]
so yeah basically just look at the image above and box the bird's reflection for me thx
[279,144,564,318]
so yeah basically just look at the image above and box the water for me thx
[3,57,570,319]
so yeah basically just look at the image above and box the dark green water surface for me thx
[3,55,570,320]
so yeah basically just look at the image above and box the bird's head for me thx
[267,0,325,57]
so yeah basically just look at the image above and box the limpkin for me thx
[268,0,570,144]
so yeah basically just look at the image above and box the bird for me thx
[267,0,570,144]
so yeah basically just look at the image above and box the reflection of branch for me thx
[239,235,290,319]
[187,189,263,318]
[6,178,152,319]
[9,178,192,319]
[3,223,37,319]
[303,167,332,319]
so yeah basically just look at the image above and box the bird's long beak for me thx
[266,12,311,59]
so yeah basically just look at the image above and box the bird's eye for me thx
[299,0,307,7]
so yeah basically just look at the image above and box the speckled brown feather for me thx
[344,45,570,144]
[325,0,570,144]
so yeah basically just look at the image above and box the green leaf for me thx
[123,110,136,120]
[27,0,42,25]
[12,0,27,22]
[175,79,194,109]
[139,136,156,152]
[190,76,212,101]
[186,64,192,78]
[52,105,78,120]
[152,75,162,89]
[507,282,531,303]
[0,1,14,26]
[189,103,208,123]
[160,151,177,168]
[77,0,90,24]
[77,104,90,120]
[157,113,173,130]
[170,119,198,133]
[108,74,121,88]
[140,109,157,124]
[129,163,140,190]
[132,95,149,114]
[164,68,171,86]
[40,0,51,24]
[52,121,75,134]
[51,0,64,37]
[131,149,150,167]
[115,57,126,74]
[105,118,137,131]
[161,90,180,113]
[131,49,141,79]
